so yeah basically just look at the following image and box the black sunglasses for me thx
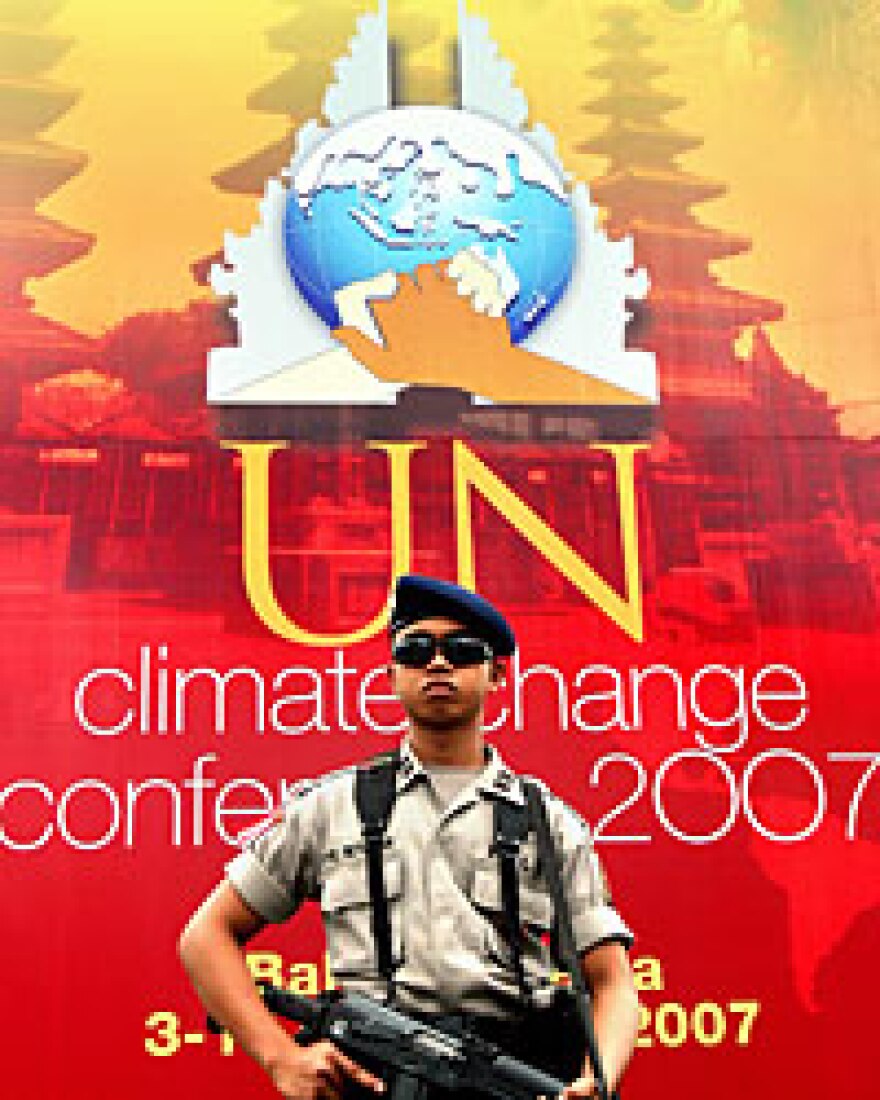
[391,631,494,668]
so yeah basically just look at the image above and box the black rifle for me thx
[215,983,567,1100]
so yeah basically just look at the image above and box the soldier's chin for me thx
[413,699,478,732]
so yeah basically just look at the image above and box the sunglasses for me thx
[391,631,495,669]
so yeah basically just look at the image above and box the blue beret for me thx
[389,574,516,656]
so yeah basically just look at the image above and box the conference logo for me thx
[206,1,657,440]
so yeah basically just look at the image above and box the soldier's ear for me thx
[489,658,507,689]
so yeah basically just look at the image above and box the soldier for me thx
[178,575,639,1100]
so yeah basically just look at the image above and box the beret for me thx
[389,574,516,656]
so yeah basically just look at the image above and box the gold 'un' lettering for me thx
[453,441,647,642]
[226,439,645,645]
[224,440,424,645]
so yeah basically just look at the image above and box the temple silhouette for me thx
[579,5,877,633]
[0,0,94,433]
[581,4,784,403]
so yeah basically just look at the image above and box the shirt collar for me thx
[397,738,525,807]
[476,743,525,807]
[396,738,429,793]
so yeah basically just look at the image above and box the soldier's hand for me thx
[560,1073,600,1099]
[267,1039,385,1100]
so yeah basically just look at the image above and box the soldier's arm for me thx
[178,880,292,1074]
[178,879,384,1100]
[567,941,640,1097]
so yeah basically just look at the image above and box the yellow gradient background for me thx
[27,0,880,433]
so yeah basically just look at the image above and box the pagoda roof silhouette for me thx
[588,57,668,81]
[211,134,297,197]
[247,56,335,114]
[1,27,71,75]
[648,284,784,328]
[0,211,93,278]
[583,90,687,117]
[2,308,93,379]
[584,120,703,160]
[619,217,752,263]
[591,166,727,205]
[0,140,88,207]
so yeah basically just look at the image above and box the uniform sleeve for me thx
[546,789,634,954]
[225,781,322,923]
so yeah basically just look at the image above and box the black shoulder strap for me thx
[491,798,531,1005]
[523,780,616,1100]
[355,749,401,1000]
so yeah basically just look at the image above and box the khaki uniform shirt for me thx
[227,740,633,1019]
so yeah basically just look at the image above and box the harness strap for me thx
[355,750,401,1001]
[491,797,532,1006]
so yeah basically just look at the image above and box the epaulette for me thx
[491,765,515,793]
[287,777,316,799]
[287,762,361,799]
[358,750,399,772]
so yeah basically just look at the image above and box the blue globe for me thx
[283,107,576,344]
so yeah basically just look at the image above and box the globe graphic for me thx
[284,106,576,344]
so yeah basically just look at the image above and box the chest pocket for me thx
[471,854,554,929]
[469,852,555,975]
[320,846,405,978]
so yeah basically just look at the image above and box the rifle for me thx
[212,982,568,1100]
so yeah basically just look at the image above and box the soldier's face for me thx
[389,616,506,731]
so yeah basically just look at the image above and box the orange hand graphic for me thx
[334,263,648,406]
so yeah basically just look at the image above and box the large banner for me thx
[2,2,878,1097]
